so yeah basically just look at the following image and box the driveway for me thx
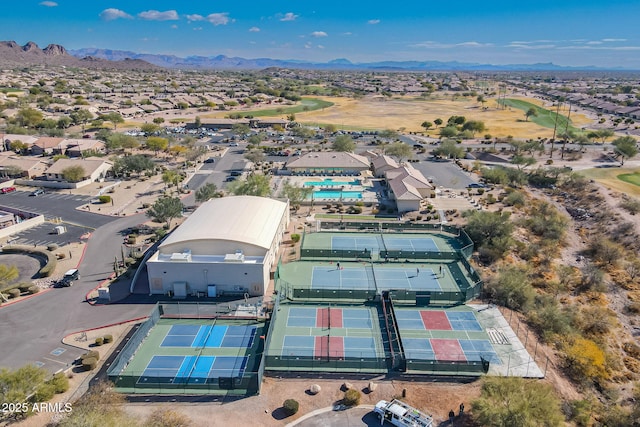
[0,214,156,373]
[291,407,380,427]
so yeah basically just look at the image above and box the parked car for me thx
[467,183,486,189]
[225,176,237,182]
[203,157,215,163]
[0,187,16,194]
[30,188,45,196]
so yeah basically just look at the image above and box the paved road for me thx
[0,213,155,373]
[293,407,381,427]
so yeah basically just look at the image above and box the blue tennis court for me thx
[161,324,257,348]
[383,237,439,252]
[394,310,482,331]
[311,266,442,291]
[402,338,499,364]
[311,266,375,290]
[373,267,442,291]
[138,355,249,385]
[281,335,378,359]
[286,306,374,329]
[331,236,381,251]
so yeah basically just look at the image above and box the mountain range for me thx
[69,47,617,71]
[0,40,623,72]
[0,41,158,70]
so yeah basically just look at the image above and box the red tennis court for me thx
[315,336,344,359]
[420,310,452,330]
[316,307,343,328]
[431,339,466,361]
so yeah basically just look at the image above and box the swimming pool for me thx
[304,178,362,187]
[310,189,363,200]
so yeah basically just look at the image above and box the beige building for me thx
[45,158,112,182]
[385,164,434,213]
[285,151,370,175]
[146,196,290,298]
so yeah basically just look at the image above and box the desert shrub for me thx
[563,338,608,384]
[98,195,111,204]
[355,201,364,207]
[504,190,526,208]
[343,389,361,406]
[82,357,98,371]
[143,409,192,427]
[103,334,113,344]
[290,234,301,244]
[619,197,640,215]
[47,243,58,251]
[485,265,534,311]
[56,252,66,260]
[586,236,624,267]
[2,246,59,278]
[33,382,56,402]
[127,235,137,244]
[7,288,21,298]
[283,399,299,416]
[27,286,40,294]
[568,399,597,427]
[94,337,104,346]
[47,372,70,394]
[82,350,100,361]
[477,188,485,195]
[372,208,379,214]
[527,297,575,342]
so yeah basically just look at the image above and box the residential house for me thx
[45,158,112,183]
[60,139,106,157]
[384,164,434,213]
[0,155,48,178]
[30,137,64,156]
[284,152,370,175]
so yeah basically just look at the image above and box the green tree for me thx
[379,129,399,142]
[102,112,124,130]
[195,183,220,203]
[420,121,433,132]
[194,116,201,128]
[432,140,464,159]
[140,123,161,135]
[324,124,337,133]
[227,174,272,197]
[146,137,169,154]
[439,126,458,138]
[61,165,86,183]
[447,115,466,126]
[461,120,486,135]
[595,128,614,144]
[57,116,72,129]
[0,264,19,291]
[433,118,443,128]
[511,155,536,170]
[15,107,43,128]
[525,107,537,121]
[231,123,251,136]
[384,142,413,162]
[146,197,184,228]
[486,265,534,311]
[332,134,356,152]
[162,170,182,189]
[472,377,563,427]
[112,155,155,177]
[153,117,165,125]
[612,135,638,165]
[464,210,513,262]
[244,149,266,163]
[280,180,313,211]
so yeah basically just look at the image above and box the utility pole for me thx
[550,101,562,159]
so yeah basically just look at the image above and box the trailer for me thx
[373,399,433,427]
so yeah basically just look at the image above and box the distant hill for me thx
[0,41,159,70]
[69,47,617,71]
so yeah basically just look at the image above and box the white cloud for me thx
[343,32,352,36]
[456,41,493,47]
[171,24,178,29]
[185,14,204,22]
[249,27,260,32]
[317,45,325,49]
[193,27,203,31]
[206,13,231,26]
[138,10,179,21]
[311,31,328,38]
[304,42,312,49]
[99,8,132,21]
[602,38,627,42]
[586,41,603,45]
[280,12,298,22]
[39,1,58,7]
[368,19,380,25]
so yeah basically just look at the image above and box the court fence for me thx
[264,353,388,373]
[404,358,490,375]
[108,371,261,395]
[106,304,160,383]
[106,303,264,395]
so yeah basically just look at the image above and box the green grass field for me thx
[617,172,640,187]
[242,97,334,117]
[502,98,581,134]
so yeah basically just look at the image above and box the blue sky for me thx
[3,1,640,68]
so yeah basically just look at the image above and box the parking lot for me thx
[9,221,91,248]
